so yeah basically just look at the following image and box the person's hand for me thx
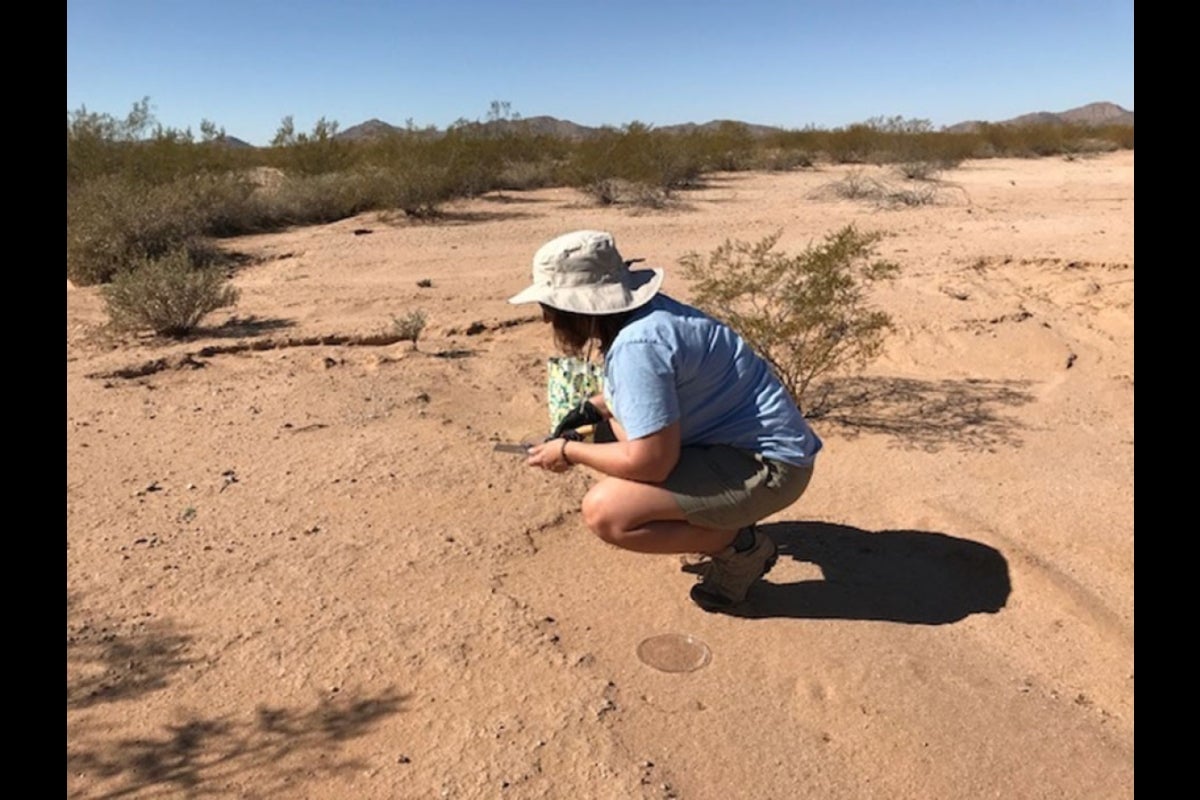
[526,437,574,473]
[551,401,604,438]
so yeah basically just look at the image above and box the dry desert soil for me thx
[67,151,1134,799]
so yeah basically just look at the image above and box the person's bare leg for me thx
[580,476,738,555]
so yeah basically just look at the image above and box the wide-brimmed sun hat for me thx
[507,230,664,315]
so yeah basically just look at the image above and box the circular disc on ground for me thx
[637,633,712,673]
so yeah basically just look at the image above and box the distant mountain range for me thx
[943,101,1133,133]
[219,101,1133,147]
[332,115,789,142]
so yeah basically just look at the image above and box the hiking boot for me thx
[689,527,778,611]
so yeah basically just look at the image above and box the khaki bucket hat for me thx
[507,230,663,315]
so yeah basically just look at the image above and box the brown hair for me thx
[540,304,632,356]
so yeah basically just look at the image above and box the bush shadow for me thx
[808,375,1035,452]
[708,520,1011,623]
[196,314,297,340]
[431,348,476,359]
[67,594,200,710]
[67,688,408,797]
[478,192,547,204]
[428,209,536,225]
[68,592,407,796]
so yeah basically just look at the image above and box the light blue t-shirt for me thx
[603,294,822,467]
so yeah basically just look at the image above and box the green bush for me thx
[67,171,263,285]
[260,170,383,224]
[823,123,881,164]
[678,226,900,414]
[101,248,240,337]
[67,98,1134,272]
[751,147,816,171]
[68,98,252,188]
[564,122,703,201]
[392,310,427,349]
[67,175,212,285]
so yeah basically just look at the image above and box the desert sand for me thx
[67,151,1134,799]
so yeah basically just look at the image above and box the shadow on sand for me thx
[67,688,408,797]
[67,595,407,796]
[810,375,1036,452]
[694,521,1010,624]
[197,315,297,340]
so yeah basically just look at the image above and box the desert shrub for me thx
[922,135,975,168]
[67,175,213,286]
[68,170,270,284]
[220,165,440,229]
[678,226,900,414]
[1063,137,1120,156]
[823,123,883,164]
[565,122,703,200]
[68,98,253,189]
[582,178,622,206]
[496,157,560,190]
[579,178,670,209]
[352,135,478,217]
[974,122,1085,158]
[813,169,942,209]
[386,162,460,218]
[880,185,938,208]
[752,147,817,171]
[824,168,889,201]
[257,170,382,225]
[392,310,427,349]
[268,116,355,175]
[622,182,672,209]
[895,160,943,181]
[101,248,240,337]
[1098,124,1134,150]
[689,121,757,172]
[184,171,268,235]
[764,128,826,159]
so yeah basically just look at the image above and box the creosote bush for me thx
[67,98,1131,294]
[679,226,900,415]
[814,169,942,209]
[392,310,427,349]
[101,248,240,337]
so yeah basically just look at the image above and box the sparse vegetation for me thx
[813,168,944,209]
[678,227,900,415]
[100,248,240,337]
[392,310,427,349]
[66,97,1132,296]
[895,160,942,181]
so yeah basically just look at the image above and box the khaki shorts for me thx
[663,445,814,530]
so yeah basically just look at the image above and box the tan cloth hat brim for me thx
[508,267,664,315]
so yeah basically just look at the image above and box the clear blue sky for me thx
[66,0,1134,147]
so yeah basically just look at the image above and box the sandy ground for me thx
[67,151,1134,799]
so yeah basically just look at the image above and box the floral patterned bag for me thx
[546,356,604,430]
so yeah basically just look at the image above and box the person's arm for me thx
[586,393,611,419]
[528,421,681,483]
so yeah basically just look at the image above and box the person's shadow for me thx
[692,521,1011,623]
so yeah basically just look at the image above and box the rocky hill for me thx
[945,101,1133,133]
[242,102,1132,146]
